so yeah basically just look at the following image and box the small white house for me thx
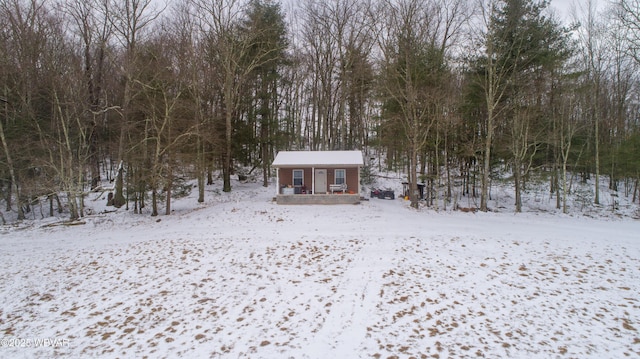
[271,150,363,204]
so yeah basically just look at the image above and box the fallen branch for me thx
[41,220,86,228]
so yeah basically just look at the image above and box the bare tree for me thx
[108,0,163,207]
[0,96,20,219]
[556,78,585,213]
[463,1,505,212]
[193,0,286,192]
[297,0,339,150]
[2,0,93,220]
[133,22,201,216]
[0,0,54,220]
[617,0,640,65]
[169,2,210,203]
[574,0,610,205]
[62,0,113,190]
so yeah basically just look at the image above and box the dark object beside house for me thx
[402,181,425,200]
[370,188,395,200]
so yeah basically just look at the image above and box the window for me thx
[335,169,346,185]
[293,169,304,186]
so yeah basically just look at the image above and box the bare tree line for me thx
[0,0,638,221]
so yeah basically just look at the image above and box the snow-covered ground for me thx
[0,176,639,358]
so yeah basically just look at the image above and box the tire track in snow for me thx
[305,236,396,357]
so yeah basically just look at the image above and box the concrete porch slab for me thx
[276,194,360,205]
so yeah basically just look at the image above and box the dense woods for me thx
[0,0,638,221]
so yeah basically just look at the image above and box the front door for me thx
[314,169,327,194]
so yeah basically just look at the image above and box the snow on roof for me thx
[272,150,363,167]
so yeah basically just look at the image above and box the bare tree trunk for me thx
[594,110,600,204]
[151,188,158,216]
[0,113,23,219]
[480,28,499,212]
[514,162,522,212]
[260,78,270,188]
[113,119,127,207]
[166,154,172,216]
[481,104,494,212]
[114,161,125,208]
[223,82,233,193]
[409,145,419,209]
[197,132,205,203]
[562,146,570,214]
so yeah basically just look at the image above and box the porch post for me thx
[275,168,280,196]
[311,167,315,195]
[358,165,361,195]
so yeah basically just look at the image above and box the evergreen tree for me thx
[477,0,572,211]
[241,0,288,187]
[378,0,450,209]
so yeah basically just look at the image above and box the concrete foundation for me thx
[276,194,360,205]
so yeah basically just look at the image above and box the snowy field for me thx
[0,177,639,358]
